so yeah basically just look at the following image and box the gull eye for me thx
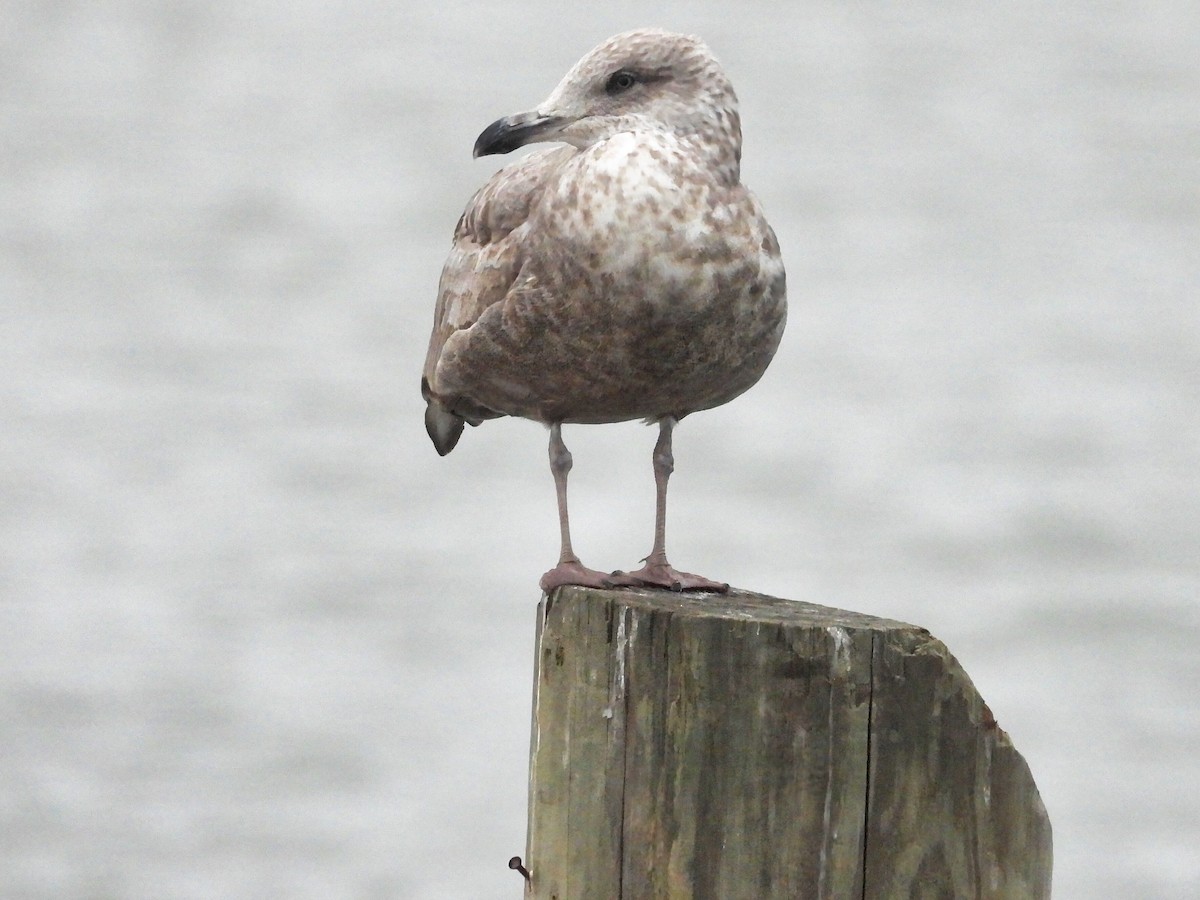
[605,70,638,95]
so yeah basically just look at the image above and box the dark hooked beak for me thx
[472,112,567,158]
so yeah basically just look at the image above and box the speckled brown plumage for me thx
[422,28,787,592]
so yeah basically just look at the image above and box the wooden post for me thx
[521,585,1051,899]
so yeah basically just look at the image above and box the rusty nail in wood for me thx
[508,855,531,884]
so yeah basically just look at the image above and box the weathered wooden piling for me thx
[521,585,1051,899]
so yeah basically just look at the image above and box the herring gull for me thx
[421,28,787,592]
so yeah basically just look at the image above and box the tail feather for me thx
[422,377,465,455]
[425,398,465,456]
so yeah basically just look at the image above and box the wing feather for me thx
[422,146,575,429]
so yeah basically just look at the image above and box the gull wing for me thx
[421,146,574,452]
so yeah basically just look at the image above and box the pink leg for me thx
[613,417,728,593]
[539,423,616,592]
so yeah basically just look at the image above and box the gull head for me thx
[473,28,742,176]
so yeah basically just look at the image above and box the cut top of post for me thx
[543,583,916,632]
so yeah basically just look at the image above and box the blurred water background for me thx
[2,1,1197,897]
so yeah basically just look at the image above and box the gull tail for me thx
[422,377,465,456]
[424,399,465,456]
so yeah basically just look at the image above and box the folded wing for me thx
[421,146,575,453]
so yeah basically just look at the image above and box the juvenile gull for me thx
[421,28,787,592]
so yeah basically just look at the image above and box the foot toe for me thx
[539,561,617,592]
[611,564,728,593]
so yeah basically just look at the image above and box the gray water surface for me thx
[3,2,1198,897]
